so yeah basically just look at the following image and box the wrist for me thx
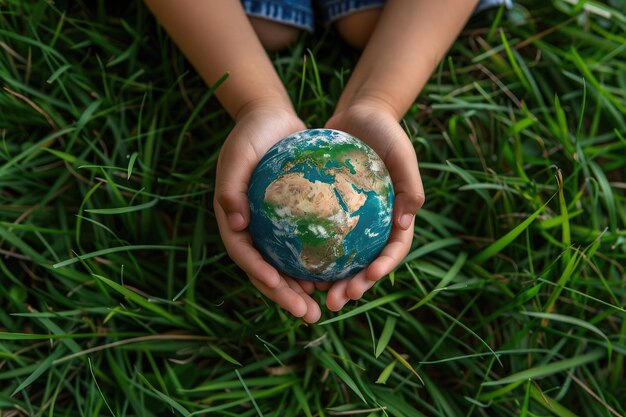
[233,95,296,124]
[335,90,403,122]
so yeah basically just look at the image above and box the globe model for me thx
[248,129,394,282]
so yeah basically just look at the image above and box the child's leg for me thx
[241,0,314,51]
[317,1,385,49]
[249,17,302,51]
[334,8,382,49]
[324,0,512,50]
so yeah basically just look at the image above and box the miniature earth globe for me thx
[248,129,394,282]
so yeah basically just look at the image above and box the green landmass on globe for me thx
[248,129,394,282]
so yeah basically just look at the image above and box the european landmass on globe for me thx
[249,129,394,282]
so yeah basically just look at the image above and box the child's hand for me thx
[214,102,322,323]
[309,0,475,313]
[322,100,425,311]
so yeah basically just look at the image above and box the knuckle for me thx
[407,189,425,211]
[215,187,239,210]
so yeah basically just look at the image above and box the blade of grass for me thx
[318,293,405,325]
[84,197,158,215]
[403,237,463,264]
[171,72,228,170]
[91,274,187,327]
[11,348,65,396]
[542,249,583,318]
[291,384,313,417]
[210,344,242,367]
[481,350,604,386]
[137,371,190,416]
[428,304,501,367]
[126,151,138,180]
[529,382,579,417]
[235,369,265,417]
[306,48,327,119]
[52,244,184,268]
[473,196,553,264]
[588,160,618,233]
[375,360,397,385]
[521,311,610,348]
[409,252,467,311]
[374,316,397,359]
[88,357,116,417]
[314,350,366,403]
[386,347,424,385]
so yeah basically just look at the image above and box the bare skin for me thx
[335,9,382,50]
[144,0,479,322]
[249,17,301,51]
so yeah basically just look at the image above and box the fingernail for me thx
[399,214,414,230]
[228,213,245,230]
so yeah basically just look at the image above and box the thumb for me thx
[381,129,424,230]
[215,186,250,232]
[386,144,424,230]
[215,136,257,232]
[394,185,425,230]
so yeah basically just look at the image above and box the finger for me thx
[249,276,308,319]
[326,279,351,312]
[343,269,372,300]
[345,273,377,301]
[345,214,415,300]
[366,217,415,282]
[285,279,321,323]
[215,200,281,289]
[315,282,333,291]
[298,280,316,295]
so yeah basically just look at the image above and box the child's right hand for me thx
[213,101,323,323]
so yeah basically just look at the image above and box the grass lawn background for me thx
[1,0,625,415]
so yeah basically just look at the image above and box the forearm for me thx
[336,0,479,119]
[143,0,293,120]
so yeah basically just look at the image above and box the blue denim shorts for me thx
[241,0,513,31]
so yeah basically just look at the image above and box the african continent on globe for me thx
[248,129,394,282]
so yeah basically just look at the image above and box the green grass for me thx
[1,0,626,415]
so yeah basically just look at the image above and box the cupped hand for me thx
[214,102,322,323]
[322,101,425,311]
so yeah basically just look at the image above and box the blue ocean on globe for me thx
[248,129,394,282]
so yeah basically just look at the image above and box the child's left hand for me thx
[214,102,323,323]
[321,100,425,310]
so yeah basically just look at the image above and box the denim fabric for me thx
[317,0,387,25]
[241,0,314,30]
[242,0,513,32]
[474,0,513,13]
